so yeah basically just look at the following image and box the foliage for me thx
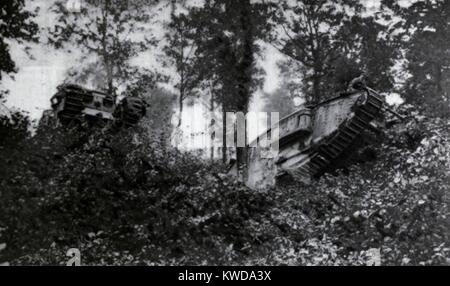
[0,117,274,265]
[139,88,177,145]
[335,16,399,92]
[385,0,450,116]
[1,103,449,265]
[163,4,202,127]
[271,0,398,102]
[1,0,450,267]
[244,106,450,265]
[0,0,39,99]
[48,0,158,94]
[185,0,275,167]
[270,0,362,102]
[261,85,296,118]
[190,0,272,112]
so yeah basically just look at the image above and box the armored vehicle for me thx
[242,81,402,189]
[50,84,146,128]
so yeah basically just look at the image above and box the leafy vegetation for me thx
[0,104,448,265]
[1,0,450,266]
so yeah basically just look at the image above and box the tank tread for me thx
[56,91,86,125]
[115,97,146,128]
[286,91,384,183]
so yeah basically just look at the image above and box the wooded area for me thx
[0,0,449,265]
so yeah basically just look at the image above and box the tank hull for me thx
[50,84,146,128]
[245,89,384,189]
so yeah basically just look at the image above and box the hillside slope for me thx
[0,105,449,265]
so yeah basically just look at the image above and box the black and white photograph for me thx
[0,0,449,268]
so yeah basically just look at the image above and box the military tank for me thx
[242,80,404,189]
[50,83,146,128]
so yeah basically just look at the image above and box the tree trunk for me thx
[177,91,184,128]
[312,74,321,103]
[311,55,322,104]
[101,1,114,96]
[107,71,114,95]
[435,63,443,94]
[234,0,253,180]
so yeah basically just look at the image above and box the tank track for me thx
[284,90,384,182]
[56,87,87,125]
[50,84,147,131]
[115,97,146,128]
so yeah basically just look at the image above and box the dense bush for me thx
[0,104,449,265]
[1,121,274,265]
